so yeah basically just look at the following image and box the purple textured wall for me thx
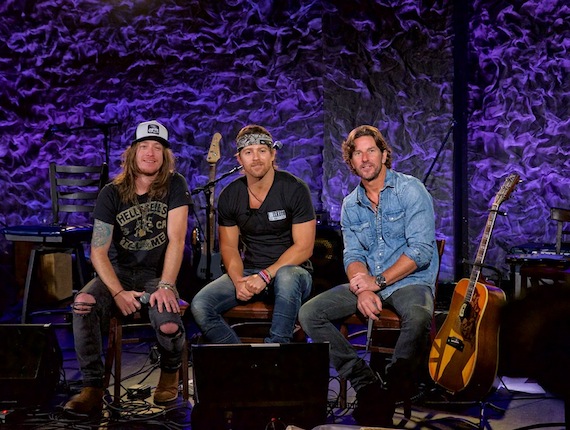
[468,0,570,278]
[1,0,568,285]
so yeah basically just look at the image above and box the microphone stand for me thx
[423,119,456,185]
[191,165,243,282]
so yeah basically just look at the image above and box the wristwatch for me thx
[375,274,387,290]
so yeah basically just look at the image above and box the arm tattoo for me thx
[92,220,113,247]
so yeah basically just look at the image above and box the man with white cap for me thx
[64,120,192,415]
[191,124,316,344]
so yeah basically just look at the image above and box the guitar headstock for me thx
[492,173,520,211]
[207,133,222,165]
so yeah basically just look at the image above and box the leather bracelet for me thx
[113,290,124,298]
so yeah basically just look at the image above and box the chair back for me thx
[49,162,108,225]
[551,207,570,255]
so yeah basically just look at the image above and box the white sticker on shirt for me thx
[268,210,286,221]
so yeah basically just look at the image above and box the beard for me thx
[357,162,382,181]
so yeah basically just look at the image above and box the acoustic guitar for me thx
[428,173,519,400]
[196,133,224,281]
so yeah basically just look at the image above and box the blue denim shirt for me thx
[341,169,438,298]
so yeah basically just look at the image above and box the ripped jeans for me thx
[72,266,185,388]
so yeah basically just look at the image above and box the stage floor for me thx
[0,309,566,429]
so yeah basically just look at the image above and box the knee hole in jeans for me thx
[72,292,96,315]
[159,322,179,336]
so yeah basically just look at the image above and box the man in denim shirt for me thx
[299,125,439,426]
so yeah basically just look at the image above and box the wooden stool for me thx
[103,299,190,405]
[223,301,306,343]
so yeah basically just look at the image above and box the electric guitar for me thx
[428,173,519,400]
[196,133,224,281]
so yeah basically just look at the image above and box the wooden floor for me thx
[0,309,565,430]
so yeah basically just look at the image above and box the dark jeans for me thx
[72,267,185,388]
[299,283,434,393]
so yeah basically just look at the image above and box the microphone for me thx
[366,317,374,352]
[138,292,151,305]
[273,140,283,149]
[228,165,243,174]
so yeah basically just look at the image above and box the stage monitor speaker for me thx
[191,342,330,430]
[0,324,62,407]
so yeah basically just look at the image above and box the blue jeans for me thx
[72,267,185,388]
[298,283,433,393]
[191,265,312,343]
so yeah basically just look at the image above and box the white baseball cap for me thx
[133,120,170,147]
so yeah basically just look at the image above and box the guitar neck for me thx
[466,210,499,301]
[207,164,216,253]
[205,132,221,255]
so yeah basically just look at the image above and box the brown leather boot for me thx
[154,370,179,404]
[64,387,104,416]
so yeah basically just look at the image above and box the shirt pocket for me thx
[383,210,406,240]
[349,221,374,251]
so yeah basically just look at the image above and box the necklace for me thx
[247,186,264,204]
[366,191,379,210]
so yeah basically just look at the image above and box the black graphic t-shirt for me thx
[93,172,191,271]
[217,170,315,270]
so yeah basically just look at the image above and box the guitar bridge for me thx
[446,336,464,352]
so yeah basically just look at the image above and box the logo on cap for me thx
[147,124,160,135]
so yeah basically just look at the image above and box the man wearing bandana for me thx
[191,124,316,344]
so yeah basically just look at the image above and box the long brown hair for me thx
[114,142,176,204]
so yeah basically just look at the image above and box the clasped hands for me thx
[235,274,267,301]
[349,272,382,320]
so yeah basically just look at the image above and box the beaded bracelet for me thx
[158,281,177,291]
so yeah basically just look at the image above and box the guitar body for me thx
[429,278,506,399]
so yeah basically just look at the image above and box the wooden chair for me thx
[520,207,570,292]
[338,239,446,414]
[103,298,190,406]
